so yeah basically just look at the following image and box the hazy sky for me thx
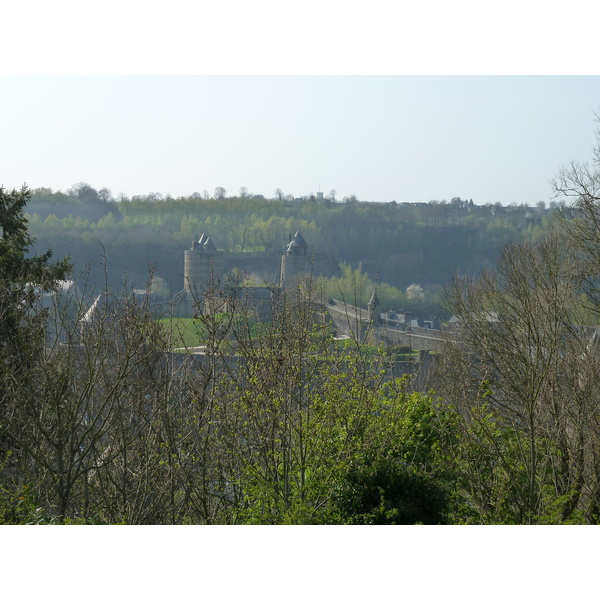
[2,1,600,207]
[2,75,599,206]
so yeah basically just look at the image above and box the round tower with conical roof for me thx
[280,230,310,290]
[184,233,223,300]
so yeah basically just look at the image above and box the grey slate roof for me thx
[203,237,217,251]
[286,230,308,254]
[368,292,380,307]
[291,230,308,247]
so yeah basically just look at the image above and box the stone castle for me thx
[182,230,445,353]
[183,229,311,316]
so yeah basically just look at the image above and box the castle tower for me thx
[184,233,223,301]
[280,230,310,290]
[367,292,382,323]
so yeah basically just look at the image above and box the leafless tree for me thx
[214,186,227,200]
[438,233,598,522]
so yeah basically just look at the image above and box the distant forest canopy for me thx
[25,183,563,313]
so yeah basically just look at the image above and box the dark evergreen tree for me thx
[0,185,71,452]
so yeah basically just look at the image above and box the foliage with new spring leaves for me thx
[4,115,600,523]
[23,185,562,317]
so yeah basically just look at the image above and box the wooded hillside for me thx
[25,185,560,310]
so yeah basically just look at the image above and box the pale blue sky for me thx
[2,75,599,205]
[2,2,600,206]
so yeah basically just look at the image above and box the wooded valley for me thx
[24,184,561,318]
[2,138,599,524]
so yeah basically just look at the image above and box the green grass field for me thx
[158,317,414,360]
[157,315,259,350]
[157,317,208,349]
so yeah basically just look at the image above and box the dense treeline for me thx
[25,184,560,313]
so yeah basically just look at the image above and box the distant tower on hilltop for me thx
[280,230,310,290]
[184,233,223,300]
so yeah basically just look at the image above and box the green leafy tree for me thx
[332,388,457,524]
